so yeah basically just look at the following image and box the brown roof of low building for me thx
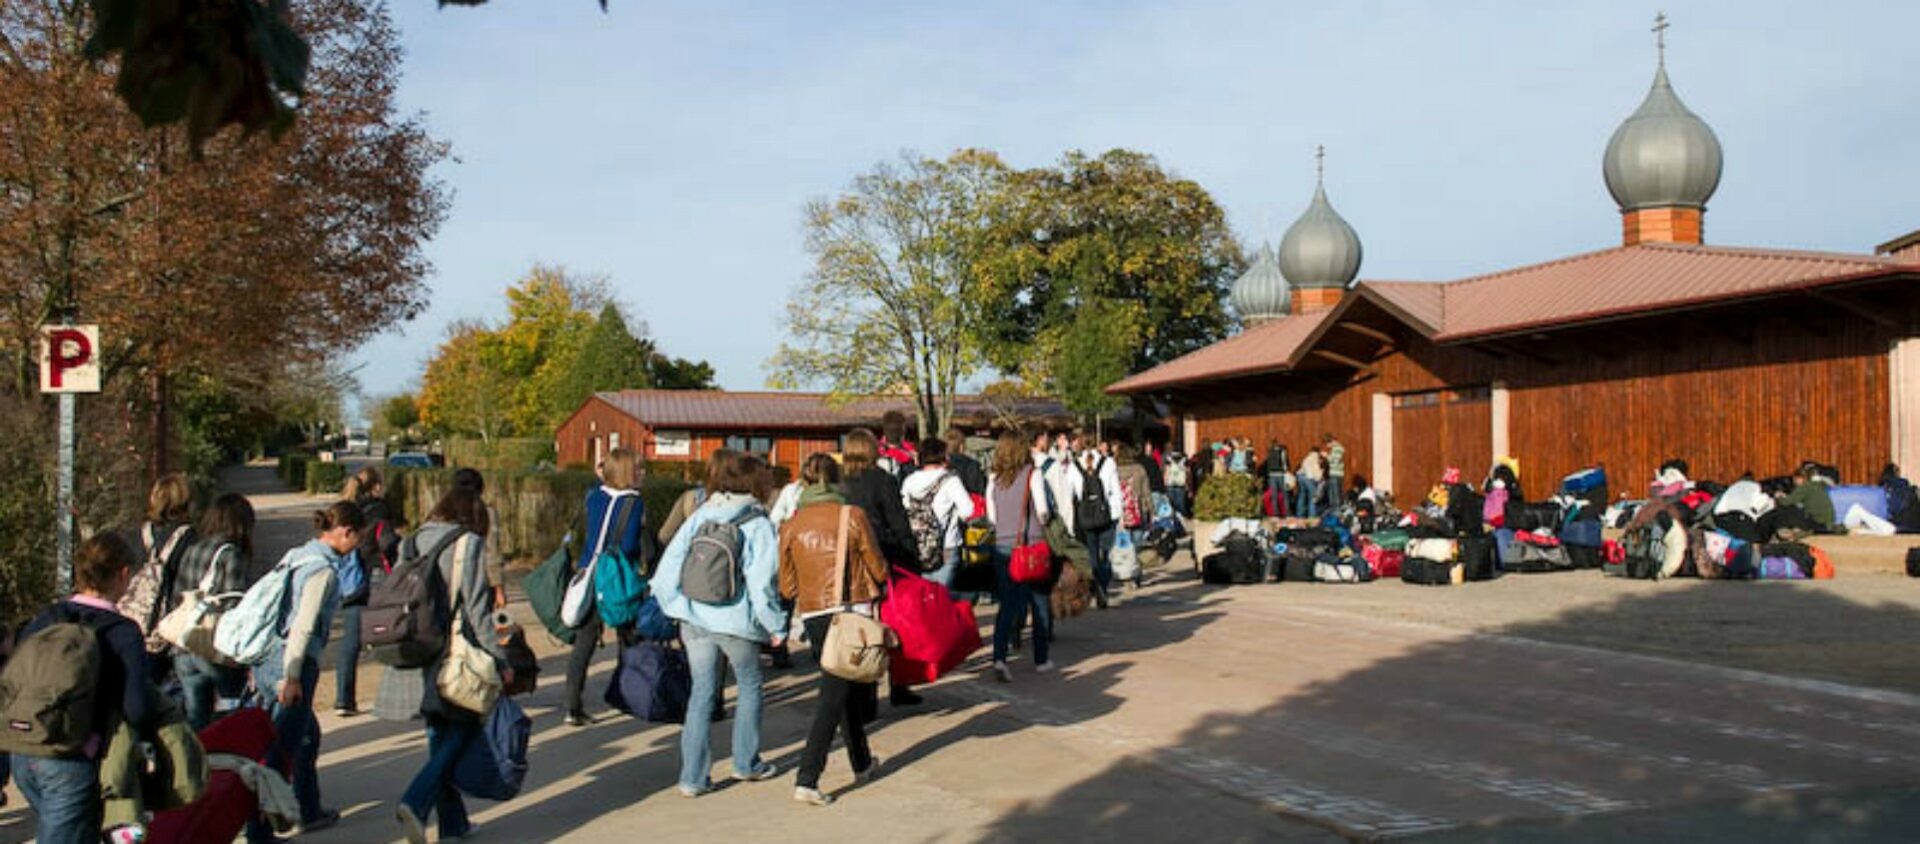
[590,390,1069,431]
[1109,242,1920,394]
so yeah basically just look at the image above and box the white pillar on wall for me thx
[1183,415,1198,455]
[1372,393,1393,497]
[1892,340,1920,474]
[1491,381,1512,459]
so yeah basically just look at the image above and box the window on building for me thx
[723,435,774,456]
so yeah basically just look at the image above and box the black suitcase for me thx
[1908,547,1920,578]
[1401,556,1462,586]
[1566,544,1602,570]
[1280,547,1316,583]
[1202,543,1265,585]
[1459,534,1499,581]
[1505,501,1563,533]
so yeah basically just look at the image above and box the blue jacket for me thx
[651,493,787,643]
[583,486,646,562]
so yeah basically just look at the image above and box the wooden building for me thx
[1110,49,1920,500]
[554,390,1069,469]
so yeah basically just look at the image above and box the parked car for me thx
[346,433,370,454]
[387,452,434,468]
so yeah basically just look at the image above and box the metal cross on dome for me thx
[1653,11,1670,65]
[1315,144,1325,186]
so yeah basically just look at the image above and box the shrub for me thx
[305,461,347,495]
[277,452,313,489]
[1194,472,1260,521]
[444,438,556,471]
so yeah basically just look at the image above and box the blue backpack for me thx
[452,697,529,801]
[593,496,647,627]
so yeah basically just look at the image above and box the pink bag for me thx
[1358,540,1404,578]
[879,567,982,685]
[1482,488,1509,528]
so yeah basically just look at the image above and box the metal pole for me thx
[57,390,75,594]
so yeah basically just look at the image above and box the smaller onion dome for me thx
[1602,46,1723,211]
[1278,150,1363,290]
[1231,243,1291,325]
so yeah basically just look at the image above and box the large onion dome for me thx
[1602,63,1723,211]
[1231,243,1290,325]
[1278,162,1363,290]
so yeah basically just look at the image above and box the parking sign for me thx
[39,324,101,394]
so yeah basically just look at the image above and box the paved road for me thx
[4,463,1918,842]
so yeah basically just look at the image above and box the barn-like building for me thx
[1109,47,1920,500]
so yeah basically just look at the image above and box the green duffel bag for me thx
[1044,517,1091,575]
[524,544,577,645]
[1368,529,1410,552]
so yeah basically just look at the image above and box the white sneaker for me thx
[793,786,834,806]
[1035,661,1056,673]
[992,661,1013,683]
[677,783,709,798]
[395,803,427,844]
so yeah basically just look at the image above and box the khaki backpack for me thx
[0,616,104,757]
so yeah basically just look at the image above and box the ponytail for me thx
[312,501,367,535]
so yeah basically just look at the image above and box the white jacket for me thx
[1072,452,1125,528]
[1033,450,1080,531]
[901,468,973,550]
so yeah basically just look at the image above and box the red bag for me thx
[147,708,278,844]
[1009,467,1053,585]
[967,493,987,521]
[881,567,983,685]
[1358,540,1405,578]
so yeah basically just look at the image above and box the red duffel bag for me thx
[147,708,279,844]
[880,567,983,686]
[1358,539,1405,578]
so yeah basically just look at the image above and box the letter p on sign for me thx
[39,324,101,394]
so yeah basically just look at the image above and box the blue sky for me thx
[348,0,1920,406]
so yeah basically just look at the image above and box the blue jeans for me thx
[249,657,324,841]
[1168,486,1190,518]
[678,624,765,790]
[1081,524,1117,591]
[1267,472,1288,516]
[401,718,477,838]
[14,754,98,844]
[1295,478,1321,519]
[334,603,364,710]
[1325,474,1344,513]
[925,547,961,590]
[991,548,1051,665]
[175,652,246,731]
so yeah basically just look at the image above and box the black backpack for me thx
[362,528,468,668]
[1073,457,1114,533]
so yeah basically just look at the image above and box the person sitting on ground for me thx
[652,451,787,798]
[779,453,889,807]
[11,534,158,844]
[1778,461,1838,532]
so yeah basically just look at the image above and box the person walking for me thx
[780,454,889,806]
[651,451,787,797]
[1071,433,1123,609]
[247,502,366,840]
[943,429,988,496]
[393,486,508,844]
[452,469,510,609]
[1323,434,1347,514]
[135,473,197,676]
[1114,441,1153,587]
[333,467,390,716]
[840,429,921,708]
[564,448,647,726]
[9,534,158,844]
[900,437,972,589]
[987,430,1054,682]
[169,493,257,730]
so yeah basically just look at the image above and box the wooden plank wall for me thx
[1188,309,1897,501]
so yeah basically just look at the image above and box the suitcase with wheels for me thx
[1401,556,1464,585]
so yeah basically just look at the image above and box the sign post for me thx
[40,324,101,594]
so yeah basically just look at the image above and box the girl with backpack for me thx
[779,453,890,806]
[986,429,1056,684]
[564,449,647,726]
[170,493,257,730]
[128,473,196,673]
[899,436,972,589]
[650,451,786,797]
[333,466,390,716]
[245,502,366,841]
[394,486,510,844]
[6,534,156,844]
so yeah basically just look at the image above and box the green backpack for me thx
[0,615,104,757]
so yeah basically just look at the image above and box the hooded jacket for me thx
[652,493,787,642]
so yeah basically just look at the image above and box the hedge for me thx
[305,461,348,495]
[383,467,694,564]
[1195,472,1260,521]
[444,438,556,471]
[277,453,311,489]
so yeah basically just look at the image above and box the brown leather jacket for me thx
[779,502,889,615]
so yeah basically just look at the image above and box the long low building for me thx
[555,389,1071,468]
[1109,40,1920,500]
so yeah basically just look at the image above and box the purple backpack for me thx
[1756,556,1809,580]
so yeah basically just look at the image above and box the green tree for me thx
[770,149,1010,438]
[978,149,1243,380]
[376,392,421,440]
[1054,298,1139,422]
[491,266,609,433]
[419,322,513,441]
[644,347,718,391]
[561,304,652,406]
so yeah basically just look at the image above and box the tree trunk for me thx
[148,368,169,482]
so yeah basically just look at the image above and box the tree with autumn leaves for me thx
[0,0,446,618]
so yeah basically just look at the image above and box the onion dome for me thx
[1278,148,1363,290]
[1231,243,1291,325]
[1602,24,1722,211]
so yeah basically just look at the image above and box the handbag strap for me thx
[446,534,477,642]
[1017,466,1035,545]
[197,543,235,593]
[832,505,852,607]
[591,491,637,560]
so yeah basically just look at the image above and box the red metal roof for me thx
[1108,242,1920,394]
[1434,242,1911,341]
[1107,310,1336,394]
[592,390,1068,431]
